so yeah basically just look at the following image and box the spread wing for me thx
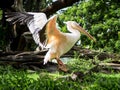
[43,15,66,48]
[45,15,60,38]
[5,12,33,25]
[5,12,48,49]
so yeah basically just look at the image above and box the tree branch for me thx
[42,0,80,17]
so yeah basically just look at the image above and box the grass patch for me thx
[0,58,120,90]
[0,66,81,90]
[83,73,120,90]
[67,58,95,72]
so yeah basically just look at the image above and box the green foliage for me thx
[0,24,10,50]
[83,73,120,90]
[0,10,2,20]
[0,10,8,50]
[1,57,120,90]
[0,19,8,50]
[67,58,95,72]
[0,66,82,90]
[24,0,53,11]
[59,0,120,52]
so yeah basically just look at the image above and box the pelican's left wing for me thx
[5,12,48,49]
[42,15,62,47]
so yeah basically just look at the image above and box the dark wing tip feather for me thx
[5,12,34,25]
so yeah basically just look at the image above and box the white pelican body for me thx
[44,29,80,63]
[6,12,95,72]
[43,16,95,71]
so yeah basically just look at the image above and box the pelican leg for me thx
[56,58,68,72]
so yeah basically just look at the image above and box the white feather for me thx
[27,13,47,49]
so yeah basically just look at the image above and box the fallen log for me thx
[0,46,120,72]
[0,46,119,60]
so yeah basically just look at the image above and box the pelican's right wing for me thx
[5,12,33,25]
[5,12,48,49]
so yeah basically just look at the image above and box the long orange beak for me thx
[72,23,96,42]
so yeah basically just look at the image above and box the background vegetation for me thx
[58,0,120,52]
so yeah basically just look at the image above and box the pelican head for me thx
[64,21,96,42]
